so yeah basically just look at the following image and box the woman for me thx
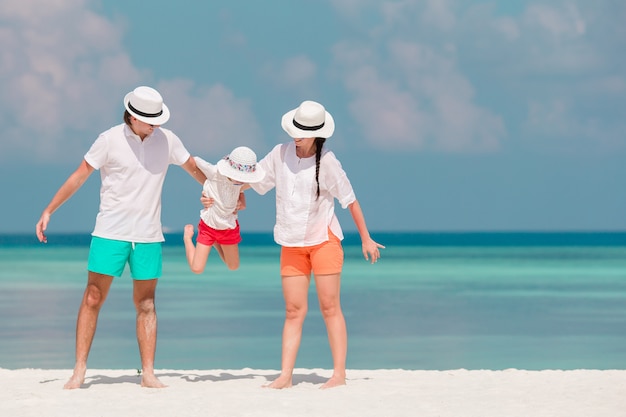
[252,100,384,389]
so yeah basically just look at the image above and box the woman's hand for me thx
[362,237,385,264]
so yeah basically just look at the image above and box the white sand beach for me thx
[1,368,624,417]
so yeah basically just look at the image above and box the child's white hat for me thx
[217,146,265,183]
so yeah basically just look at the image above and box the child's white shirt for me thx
[194,156,244,230]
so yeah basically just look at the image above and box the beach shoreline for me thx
[1,368,624,417]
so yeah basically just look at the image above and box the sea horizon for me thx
[3,229,626,247]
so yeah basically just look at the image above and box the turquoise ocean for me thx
[1,232,625,371]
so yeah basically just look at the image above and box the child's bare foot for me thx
[183,224,194,241]
[63,366,87,389]
[263,374,292,389]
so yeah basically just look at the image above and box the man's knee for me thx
[84,285,106,308]
[135,297,156,314]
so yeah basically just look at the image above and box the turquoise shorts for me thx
[87,236,162,280]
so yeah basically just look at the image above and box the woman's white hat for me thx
[217,146,265,183]
[281,100,335,139]
[124,86,170,125]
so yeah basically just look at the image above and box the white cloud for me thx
[260,55,318,97]
[0,0,141,161]
[0,0,259,164]
[280,56,318,88]
[510,2,625,151]
[327,0,624,154]
[158,79,263,159]
[344,64,429,148]
[492,16,520,41]
[330,7,505,152]
[525,3,586,38]
[420,0,456,31]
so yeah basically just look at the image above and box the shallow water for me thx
[1,232,625,370]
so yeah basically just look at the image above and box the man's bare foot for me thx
[263,374,292,389]
[183,224,194,241]
[63,367,86,390]
[141,373,167,388]
[320,375,346,390]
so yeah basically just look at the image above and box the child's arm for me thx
[235,192,246,212]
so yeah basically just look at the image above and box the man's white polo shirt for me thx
[84,123,190,243]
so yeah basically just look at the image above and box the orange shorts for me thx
[280,231,344,277]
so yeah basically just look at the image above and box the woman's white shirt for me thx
[252,142,356,247]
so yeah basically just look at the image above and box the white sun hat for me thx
[216,146,265,183]
[123,86,170,125]
[281,100,335,139]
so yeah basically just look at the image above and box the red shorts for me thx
[280,230,344,276]
[196,220,242,246]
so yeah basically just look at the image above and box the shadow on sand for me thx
[47,370,334,388]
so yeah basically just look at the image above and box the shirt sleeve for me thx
[83,133,108,170]
[166,129,191,166]
[193,156,218,179]
[322,151,356,209]
[250,144,281,195]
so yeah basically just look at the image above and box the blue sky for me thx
[1,0,624,233]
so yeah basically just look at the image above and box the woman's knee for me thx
[318,298,342,319]
[284,302,308,321]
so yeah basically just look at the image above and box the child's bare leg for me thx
[213,243,226,263]
[183,224,212,274]
[183,225,196,268]
[219,244,240,270]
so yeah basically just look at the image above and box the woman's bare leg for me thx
[265,274,310,389]
[315,273,347,389]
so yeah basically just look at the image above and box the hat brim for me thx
[124,92,171,125]
[216,159,265,184]
[281,108,335,139]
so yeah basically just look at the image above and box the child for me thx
[184,146,265,273]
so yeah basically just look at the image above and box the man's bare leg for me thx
[64,272,114,389]
[133,279,166,388]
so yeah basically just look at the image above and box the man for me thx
[36,86,206,389]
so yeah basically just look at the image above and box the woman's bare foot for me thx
[320,374,346,389]
[183,224,194,241]
[141,372,167,388]
[263,374,292,389]
[63,365,87,389]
